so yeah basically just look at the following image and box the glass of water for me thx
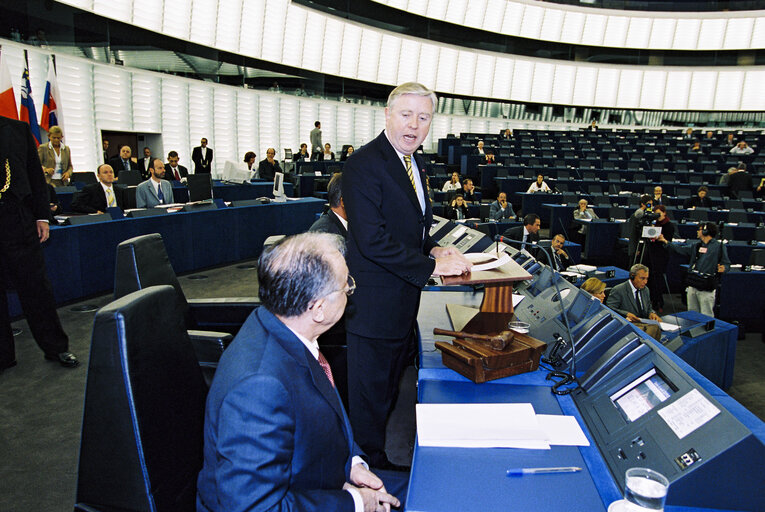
[623,467,669,511]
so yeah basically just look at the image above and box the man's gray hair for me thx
[258,232,345,317]
[630,263,649,277]
[387,82,437,111]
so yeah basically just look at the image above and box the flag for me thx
[19,53,41,146]
[0,48,18,120]
[40,56,63,133]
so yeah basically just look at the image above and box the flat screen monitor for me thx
[272,172,286,202]
[187,174,213,202]
[118,170,141,186]
[221,160,253,183]
[610,368,675,422]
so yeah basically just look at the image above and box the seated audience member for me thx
[196,232,405,512]
[294,143,310,162]
[484,151,496,164]
[658,222,729,318]
[502,128,512,140]
[549,234,571,272]
[581,278,606,303]
[683,127,694,140]
[588,120,598,131]
[719,167,736,186]
[756,177,765,198]
[243,151,258,176]
[646,205,675,312]
[136,159,174,208]
[526,174,551,193]
[460,179,476,203]
[442,172,461,193]
[474,140,485,156]
[309,173,347,238]
[688,141,702,154]
[38,125,73,186]
[258,148,283,181]
[70,164,126,213]
[164,151,189,182]
[605,264,662,340]
[683,186,712,209]
[572,198,598,242]
[108,145,137,177]
[728,165,754,199]
[447,195,470,221]
[724,133,736,148]
[489,192,515,221]
[503,213,541,249]
[652,186,665,205]
[729,141,754,155]
[341,145,354,161]
[319,143,335,162]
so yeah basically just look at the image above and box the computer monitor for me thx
[221,160,253,184]
[117,170,141,186]
[187,174,213,202]
[272,172,286,202]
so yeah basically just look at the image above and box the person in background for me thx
[526,174,551,193]
[38,126,73,187]
[319,143,335,161]
[71,164,126,213]
[460,179,476,203]
[652,186,665,205]
[549,234,571,272]
[294,143,310,162]
[645,205,674,313]
[108,145,137,178]
[581,277,606,303]
[192,138,214,173]
[309,173,347,238]
[258,148,282,181]
[243,151,257,177]
[341,145,355,161]
[489,192,515,221]
[683,186,712,209]
[310,121,322,160]
[102,138,110,164]
[447,194,469,221]
[441,172,460,193]
[164,151,189,182]
[605,264,662,340]
[474,140,485,156]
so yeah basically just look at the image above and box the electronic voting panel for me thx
[573,337,765,511]
[438,224,492,254]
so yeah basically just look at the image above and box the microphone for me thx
[545,332,569,367]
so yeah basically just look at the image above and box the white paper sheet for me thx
[657,389,720,440]
[537,415,590,446]
[416,403,545,448]
[512,294,525,308]
[464,252,512,272]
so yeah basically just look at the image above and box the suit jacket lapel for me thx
[380,133,423,217]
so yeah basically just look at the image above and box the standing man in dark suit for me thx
[101,138,110,164]
[502,213,541,250]
[605,263,662,340]
[310,121,322,161]
[108,145,137,178]
[70,164,126,213]
[138,147,153,180]
[164,150,188,182]
[343,82,471,469]
[192,137,213,174]
[196,233,404,512]
[0,116,78,371]
[309,173,347,238]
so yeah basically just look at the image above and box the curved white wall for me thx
[373,0,765,51]
[55,0,765,111]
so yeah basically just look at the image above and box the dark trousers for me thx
[0,198,69,365]
[346,330,414,464]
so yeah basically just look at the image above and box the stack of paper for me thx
[416,403,589,450]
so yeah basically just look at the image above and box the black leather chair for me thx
[114,233,259,383]
[74,285,206,512]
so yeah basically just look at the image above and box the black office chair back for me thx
[728,211,749,224]
[75,285,206,512]
[749,249,765,266]
[114,233,190,324]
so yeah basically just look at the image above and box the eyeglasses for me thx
[328,274,356,297]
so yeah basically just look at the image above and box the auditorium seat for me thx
[75,285,206,512]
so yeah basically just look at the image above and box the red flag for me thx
[0,49,18,120]
[41,56,63,133]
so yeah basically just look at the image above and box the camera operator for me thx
[657,222,730,318]
[645,205,675,312]
[628,195,659,264]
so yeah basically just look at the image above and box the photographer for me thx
[657,222,730,318]
[645,205,675,312]
[628,195,658,263]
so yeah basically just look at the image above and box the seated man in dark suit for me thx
[683,186,713,209]
[163,150,189,182]
[70,164,126,213]
[309,173,347,238]
[107,145,137,178]
[549,234,571,272]
[605,263,662,340]
[502,213,541,250]
[258,147,283,181]
[728,165,753,199]
[196,232,405,512]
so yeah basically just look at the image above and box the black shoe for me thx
[44,352,80,368]
[0,360,18,374]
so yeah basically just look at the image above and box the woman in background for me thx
[38,125,73,186]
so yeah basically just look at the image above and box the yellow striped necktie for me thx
[403,155,417,193]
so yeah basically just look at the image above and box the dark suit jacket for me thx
[317,152,335,162]
[107,155,136,177]
[138,156,153,179]
[257,159,282,181]
[502,225,540,246]
[196,307,361,511]
[192,146,213,173]
[606,280,654,318]
[343,131,438,339]
[309,211,347,238]
[164,163,189,182]
[0,117,49,221]
[728,171,753,198]
[70,183,126,213]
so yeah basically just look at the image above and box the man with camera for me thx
[657,222,730,318]
[628,195,659,264]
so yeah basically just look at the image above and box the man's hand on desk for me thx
[430,246,472,276]
[346,464,400,512]
[648,312,661,322]
[626,312,640,323]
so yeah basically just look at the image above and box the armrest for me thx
[187,330,234,363]
[187,298,259,334]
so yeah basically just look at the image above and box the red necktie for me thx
[317,350,335,387]
[174,167,180,180]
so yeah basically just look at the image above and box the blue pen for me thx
[506,466,582,476]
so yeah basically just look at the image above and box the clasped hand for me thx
[345,464,400,512]
[431,246,472,276]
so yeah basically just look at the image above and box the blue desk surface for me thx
[411,290,756,512]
